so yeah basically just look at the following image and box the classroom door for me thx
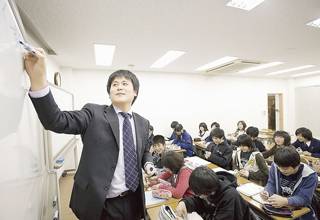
[268,94,283,131]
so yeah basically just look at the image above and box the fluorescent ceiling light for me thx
[150,50,185,68]
[306,18,320,28]
[266,65,314,76]
[226,0,265,11]
[239,61,283,73]
[292,70,320,78]
[195,56,238,71]
[94,44,115,66]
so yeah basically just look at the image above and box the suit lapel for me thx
[133,113,143,159]
[104,105,120,148]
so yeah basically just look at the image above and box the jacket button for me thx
[104,186,108,191]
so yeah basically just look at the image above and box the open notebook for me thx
[184,156,210,170]
[236,182,264,197]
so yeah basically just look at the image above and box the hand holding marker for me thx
[19,40,37,55]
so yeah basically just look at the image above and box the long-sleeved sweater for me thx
[292,138,320,158]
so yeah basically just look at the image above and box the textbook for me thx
[184,156,210,170]
[251,193,270,205]
[236,182,264,197]
[212,167,237,175]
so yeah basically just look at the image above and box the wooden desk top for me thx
[301,155,319,163]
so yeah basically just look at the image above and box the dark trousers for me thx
[100,190,142,220]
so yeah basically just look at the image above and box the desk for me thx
[300,155,319,164]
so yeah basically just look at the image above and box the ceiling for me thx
[15,0,320,78]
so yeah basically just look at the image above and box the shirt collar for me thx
[113,105,133,117]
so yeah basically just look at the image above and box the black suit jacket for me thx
[30,91,153,220]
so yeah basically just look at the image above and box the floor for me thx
[59,174,78,220]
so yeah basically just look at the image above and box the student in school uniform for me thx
[261,146,318,220]
[292,127,320,158]
[262,130,291,162]
[233,134,269,186]
[149,135,166,168]
[152,151,194,199]
[197,122,210,141]
[172,124,193,157]
[168,121,179,141]
[246,126,266,152]
[175,166,255,220]
[204,128,233,170]
[204,122,220,143]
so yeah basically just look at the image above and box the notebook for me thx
[184,156,210,170]
[212,167,237,175]
[251,193,270,205]
[236,182,264,197]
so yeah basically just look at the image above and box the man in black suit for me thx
[24,49,155,220]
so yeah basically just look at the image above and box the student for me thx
[24,51,154,220]
[168,121,179,140]
[204,128,233,170]
[172,124,193,157]
[233,134,269,185]
[153,151,194,198]
[150,135,166,168]
[233,120,247,137]
[197,122,210,141]
[246,126,266,152]
[261,146,318,220]
[262,130,291,161]
[204,122,220,143]
[175,166,254,220]
[292,127,320,158]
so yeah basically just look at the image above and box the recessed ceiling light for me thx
[292,70,320,78]
[226,0,265,11]
[94,44,115,66]
[150,50,185,68]
[195,56,238,71]
[266,65,314,76]
[239,61,283,73]
[306,18,320,28]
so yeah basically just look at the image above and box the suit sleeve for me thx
[30,91,92,134]
[142,120,153,166]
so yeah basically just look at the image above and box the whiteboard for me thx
[295,86,320,138]
[49,84,75,159]
[0,0,47,219]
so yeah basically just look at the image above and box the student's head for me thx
[148,125,154,137]
[161,151,184,174]
[237,120,247,131]
[107,70,139,105]
[189,166,220,198]
[237,134,255,152]
[210,122,220,129]
[274,146,301,176]
[174,124,184,136]
[199,122,208,133]
[170,121,179,130]
[313,159,320,174]
[295,127,313,142]
[210,128,225,145]
[246,126,259,139]
[152,135,165,154]
[273,130,291,146]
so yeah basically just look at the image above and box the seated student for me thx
[233,134,269,185]
[172,124,193,157]
[204,122,220,143]
[246,126,266,152]
[168,121,179,141]
[262,130,291,161]
[261,146,318,220]
[175,166,254,220]
[204,128,233,170]
[230,120,247,139]
[150,135,166,168]
[197,122,210,141]
[147,125,154,148]
[153,151,194,199]
[292,127,320,158]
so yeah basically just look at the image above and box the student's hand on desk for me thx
[204,151,211,159]
[268,194,288,208]
[239,169,249,178]
[260,191,269,201]
[175,202,187,219]
[302,151,311,156]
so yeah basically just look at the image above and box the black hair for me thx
[246,126,259,138]
[174,124,183,132]
[237,120,247,131]
[189,166,220,195]
[199,122,208,135]
[295,127,313,141]
[273,130,291,146]
[274,146,300,168]
[162,151,184,174]
[210,128,225,139]
[170,121,179,129]
[237,134,255,150]
[106,70,139,104]
[153,135,165,146]
[211,122,220,129]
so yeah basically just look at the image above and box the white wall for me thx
[60,68,291,138]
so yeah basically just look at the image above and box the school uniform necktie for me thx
[120,112,139,191]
